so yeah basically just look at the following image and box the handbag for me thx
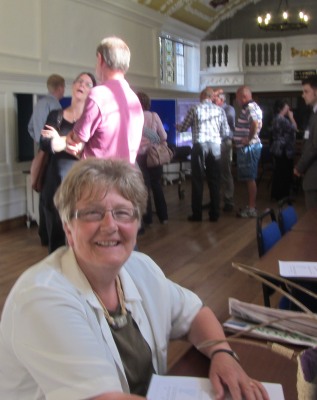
[146,143,174,168]
[30,150,49,193]
[30,109,63,192]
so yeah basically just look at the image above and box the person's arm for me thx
[40,110,65,153]
[220,108,230,141]
[153,113,168,143]
[41,125,67,152]
[187,307,269,400]
[177,108,194,133]
[295,116,317,176]
[287,109,297,129]
[65,130,85,156]
[240,119,260,146]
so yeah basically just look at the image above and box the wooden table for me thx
[254,230,317,278]
[168,342,298,400]
[254,226,317,311]
[292,208,317,233]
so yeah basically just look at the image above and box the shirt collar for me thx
[242,100,254,109]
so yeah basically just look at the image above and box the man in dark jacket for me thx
[294,75,317,209]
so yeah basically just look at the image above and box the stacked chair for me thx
[277,197,298,234]
[257,199,317,312]
[256,208,282,307]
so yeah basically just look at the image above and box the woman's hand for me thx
[294,167,301,177]
[65,131,84,157]
[41,125,60,140]
[209,352,269,400]
[42,125,66,153]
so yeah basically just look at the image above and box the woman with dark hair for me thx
[136,92,168,225]
[40,72,97,253]
[270,99,297,201]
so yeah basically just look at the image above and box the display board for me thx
[150,99,176,145]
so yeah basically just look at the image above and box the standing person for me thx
[0,157,269,400]
[294,75,317,209]
[40,72,96,253]
[136,92,168,225]
[234,86,263,218]
[28,74,65,144]
[214,91,235,212]
[28,74,65,246]
[178,87,230,222]
[270,99,297,201]
[64,37,143,164]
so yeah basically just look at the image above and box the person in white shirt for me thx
[0,158,268,400]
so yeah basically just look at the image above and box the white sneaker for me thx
[237,207,257,218]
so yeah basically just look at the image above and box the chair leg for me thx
[262,284,271,307]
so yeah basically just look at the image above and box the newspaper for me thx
[223,298,317,347]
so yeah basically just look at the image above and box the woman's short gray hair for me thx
[54,158,148,224]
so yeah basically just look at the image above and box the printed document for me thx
[147,375,284,400]
[279,260,317,278]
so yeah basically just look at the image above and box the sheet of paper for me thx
[279,260,317,278]
[147,375,284,400]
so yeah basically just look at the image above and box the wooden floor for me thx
[0,174,306,368]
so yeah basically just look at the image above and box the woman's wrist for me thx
[210,348,240,364]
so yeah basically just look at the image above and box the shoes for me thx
[187,215,202,222]
[223,204,234,212]
[236,207,257,218]
[160,220,168,225]
[209,216,219,222]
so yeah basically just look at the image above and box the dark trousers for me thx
[38,192,48,246]
[271,154,294,201]
[43,203,66,254]
[191,143,221,220]
[136,154,168,224]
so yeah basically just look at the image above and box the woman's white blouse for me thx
[0,247,202,399]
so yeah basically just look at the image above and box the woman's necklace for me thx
[93,276,128,330]
[72,109,78,123]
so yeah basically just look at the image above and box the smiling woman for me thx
[0,157,270,400]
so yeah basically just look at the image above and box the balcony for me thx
[200,34,317,92]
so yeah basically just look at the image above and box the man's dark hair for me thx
[302,75,317,89]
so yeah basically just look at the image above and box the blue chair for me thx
[278,198,317,311]
[256,208,282,307]
[278,197,298,235]
[257,208,282,257]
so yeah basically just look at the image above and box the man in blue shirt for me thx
[28,74,65,144]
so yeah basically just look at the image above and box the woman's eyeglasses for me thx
[75,78,93,89]
[74,208,138,223]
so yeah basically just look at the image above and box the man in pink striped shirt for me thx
[66,37,143,164]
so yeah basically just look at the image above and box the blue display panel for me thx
[150,99,176,145]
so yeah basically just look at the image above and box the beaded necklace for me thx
[93,276,128,330]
